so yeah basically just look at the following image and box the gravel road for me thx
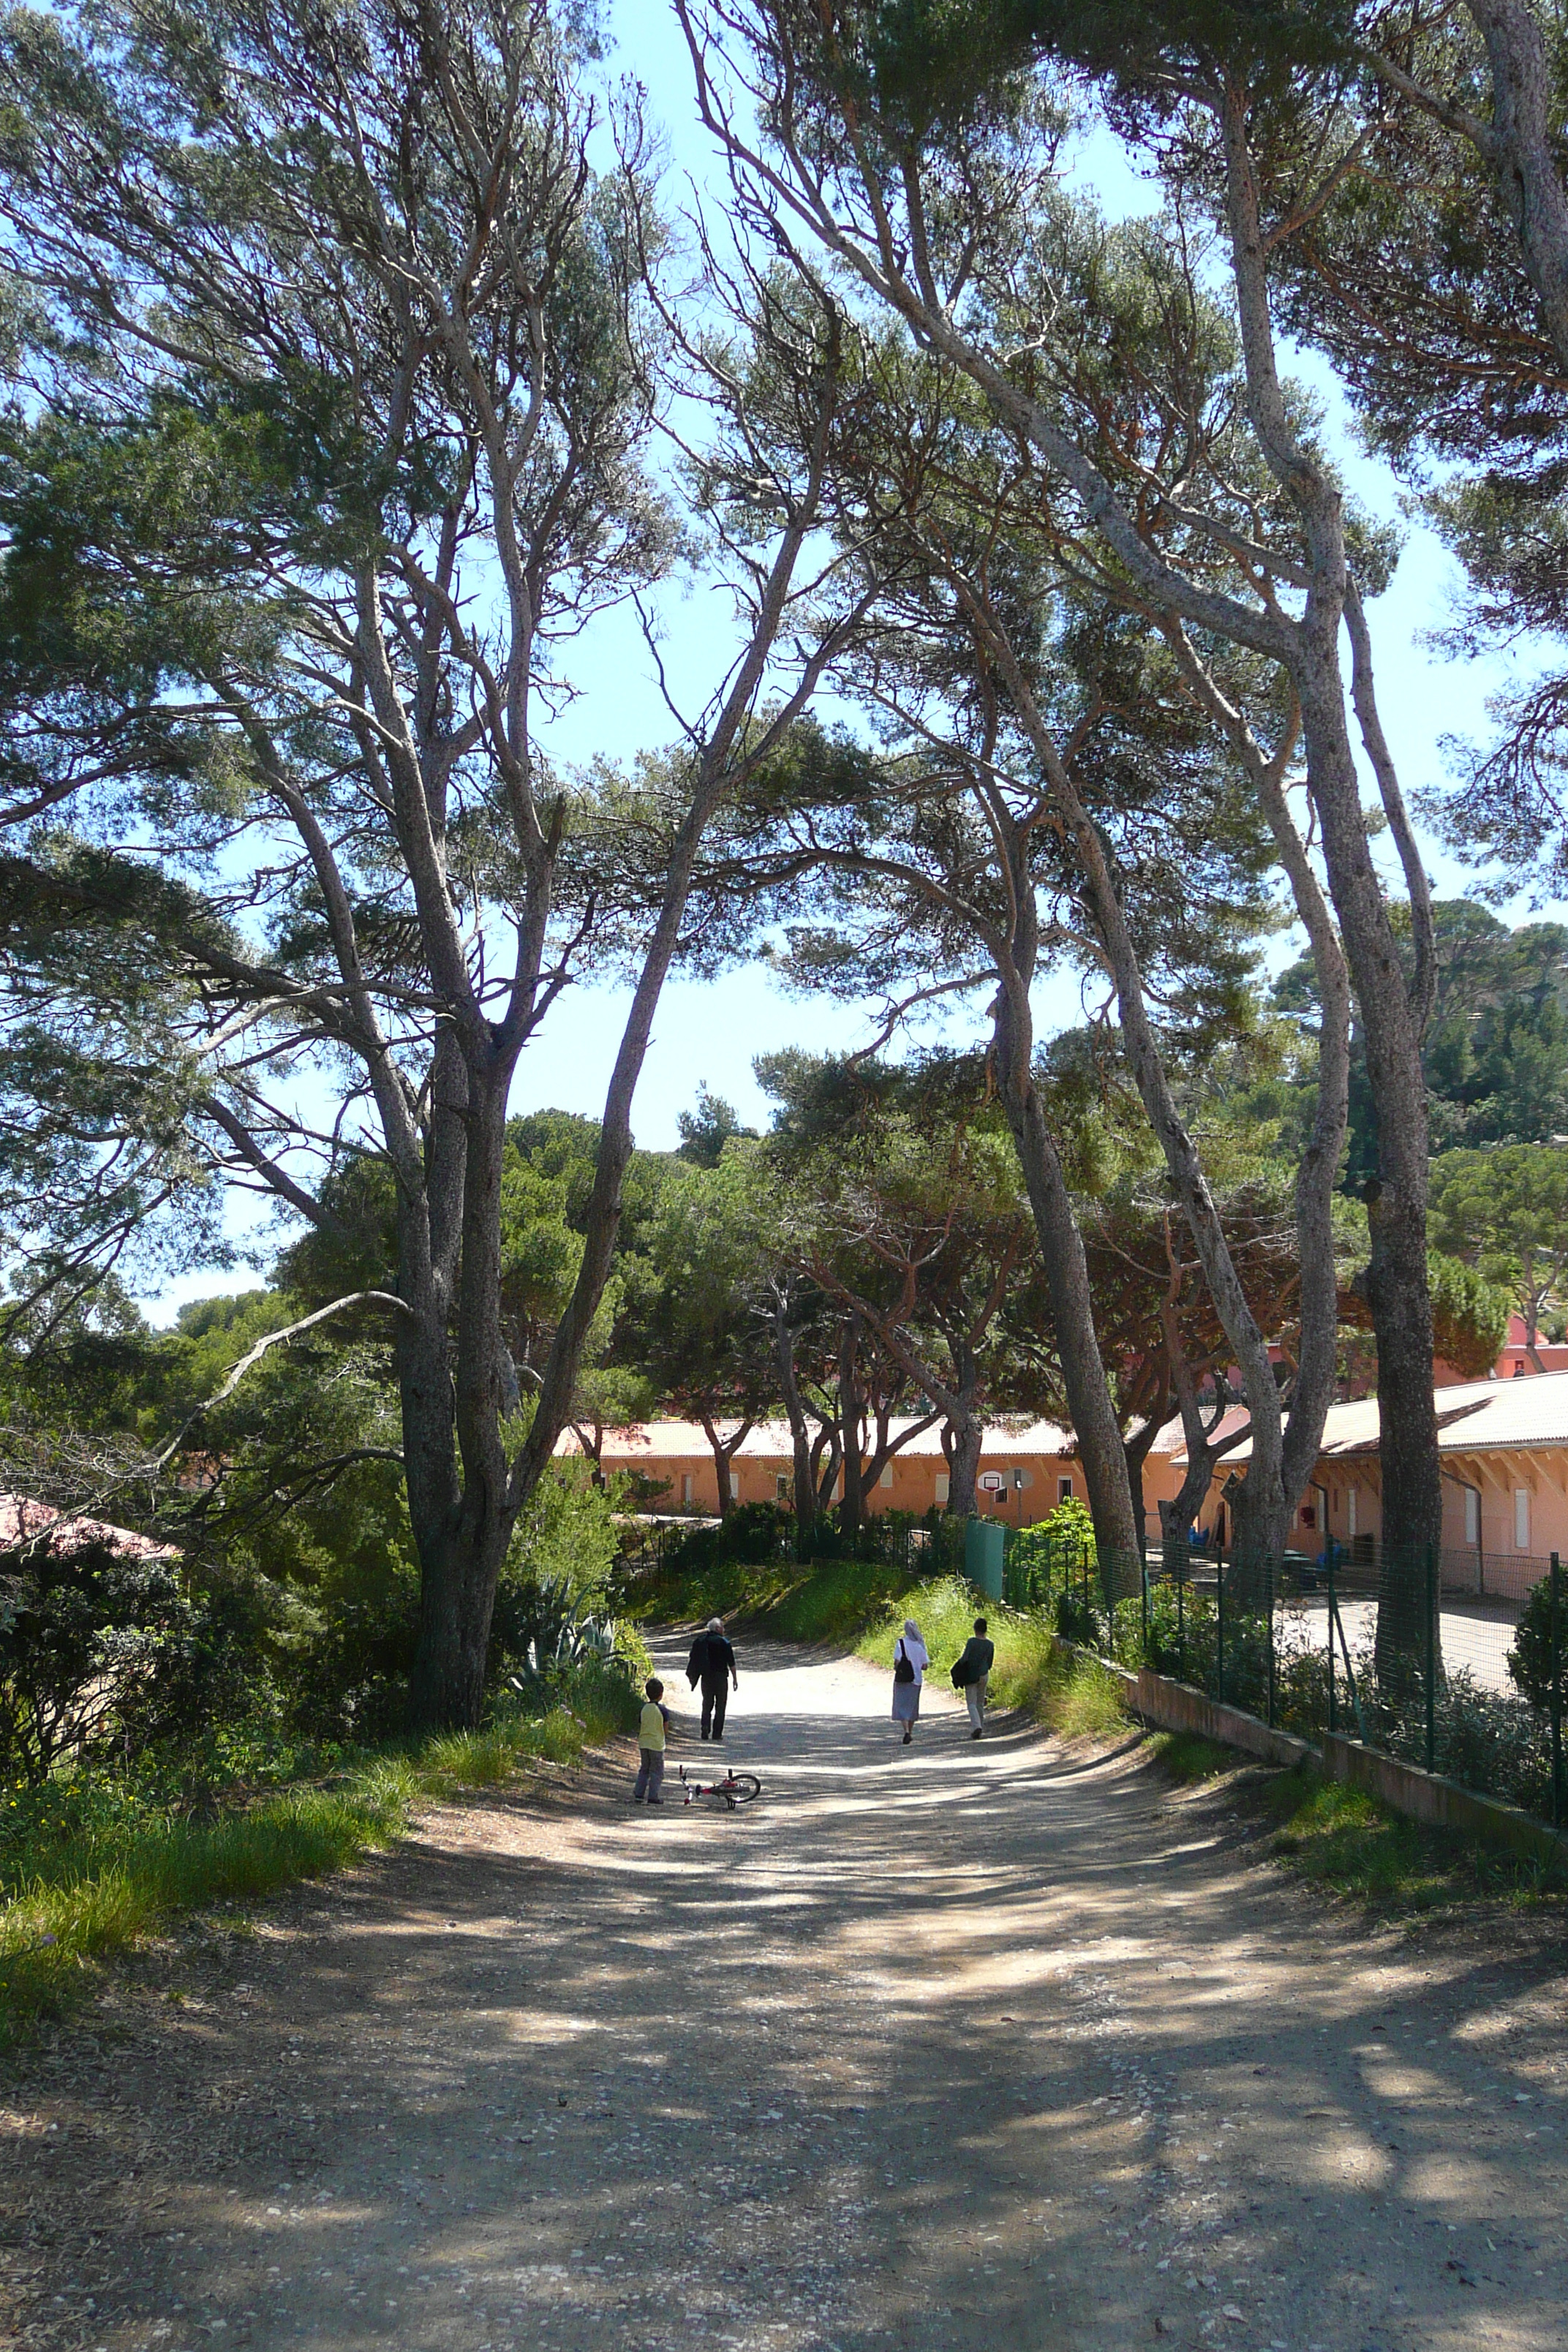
[3,1634,1567,2352]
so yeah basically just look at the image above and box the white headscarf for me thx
[896,1618,928,1679]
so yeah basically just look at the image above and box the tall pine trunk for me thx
[839,1313,865,1536]
[990,989,1142,1595]
[407,1065,519,1730]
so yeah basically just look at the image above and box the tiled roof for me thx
[557,1414,1090,1463]
[1177,1368,1568,1469]
[0,1492,177,1560]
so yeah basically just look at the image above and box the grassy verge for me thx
[1259,1763,1568,1912]
[1145,1730,1237,1784]
[854,1577,1131,1739]
[1137,1727,1568,1911]
[625,1550,926,1646]
[0,1663,641,2048]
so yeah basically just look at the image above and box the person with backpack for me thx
[891,1617,928,1746]
[685,1616,739,1741]
[952,1616,995,1739]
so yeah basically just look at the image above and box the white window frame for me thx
[879,1464,894,1490]
[1465,1488,1480,1546]
[934,1472,950,1504]
[1515,1486,1531,1553]
[1347,1485,1357,1539]
[1058,1476,1074,1505]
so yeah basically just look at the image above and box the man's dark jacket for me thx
[957,1635,995,1684]
[686,1630,736,1689]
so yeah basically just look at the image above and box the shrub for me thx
[505,1463,622,1599]
[1508,1573,1567,1713]
[0,1535,276,1783]
[1007,1495,1096,1610]
[281,1576,421,1742]
[1376,1670,1554,1817]
[662,1501,792,1574]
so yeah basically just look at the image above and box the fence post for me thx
[1266,1553,1276,1730]
[1425,1544,1437,1777]
[1552,1552,1563,1834]
[1141,1557,1149,1667]
[1177,1555,1186,1681]
[1215,1543,1226,1707]
[1335,1542,1344,1749]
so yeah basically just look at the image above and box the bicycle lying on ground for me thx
[679,1763,761,1811]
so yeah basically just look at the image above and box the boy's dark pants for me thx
[633,1749,665,1803]
[701,1679,728,1740]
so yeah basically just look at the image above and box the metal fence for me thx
[1011,1532,1567,1834]
[1294,1537,1556,1605]
[617,1505,971,1586]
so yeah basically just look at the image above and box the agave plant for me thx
[505,1578,636,1695]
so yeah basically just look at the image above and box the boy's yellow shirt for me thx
[638,1699,666,1752]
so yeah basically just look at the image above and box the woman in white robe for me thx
[891,1618,928,1744]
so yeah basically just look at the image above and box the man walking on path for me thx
[957,1617,995,1740]
[687,1616,739,1741]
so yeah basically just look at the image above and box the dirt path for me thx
[4,1637,1567,2352]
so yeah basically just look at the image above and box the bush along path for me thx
[3,1634,1567,2352]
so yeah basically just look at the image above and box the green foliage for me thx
[1429,1142,1568,1346]
[1278,908,1568,1190]
[0,1535,272,1784]
[1428,1250,1513,1378]
[764,1556,922,1643]
[1262,1769,1563,1913]
[505,1463,623,1607]
[659,1501,792,1576]
[1147,1730,1235,1783]
[622,1145,778,1437]
[0,1654,630,2045]
[621,1536,927,1644]
[1007,1494,1098,1630]
[1508,1573,1566,1714]
[676,1085,757,1167]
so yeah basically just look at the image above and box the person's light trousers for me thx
[966,1675,988,1730]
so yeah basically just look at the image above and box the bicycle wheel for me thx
[723,1772,761,1808]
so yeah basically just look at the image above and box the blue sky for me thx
[506,5,1540,1130]
[144,1,1551,1319]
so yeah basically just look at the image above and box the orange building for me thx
[1183,1369,1568,1597]
[557,1416,1188,1533]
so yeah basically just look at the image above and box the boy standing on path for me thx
[957,1617,995,1740]
[634,1677,671,1803]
